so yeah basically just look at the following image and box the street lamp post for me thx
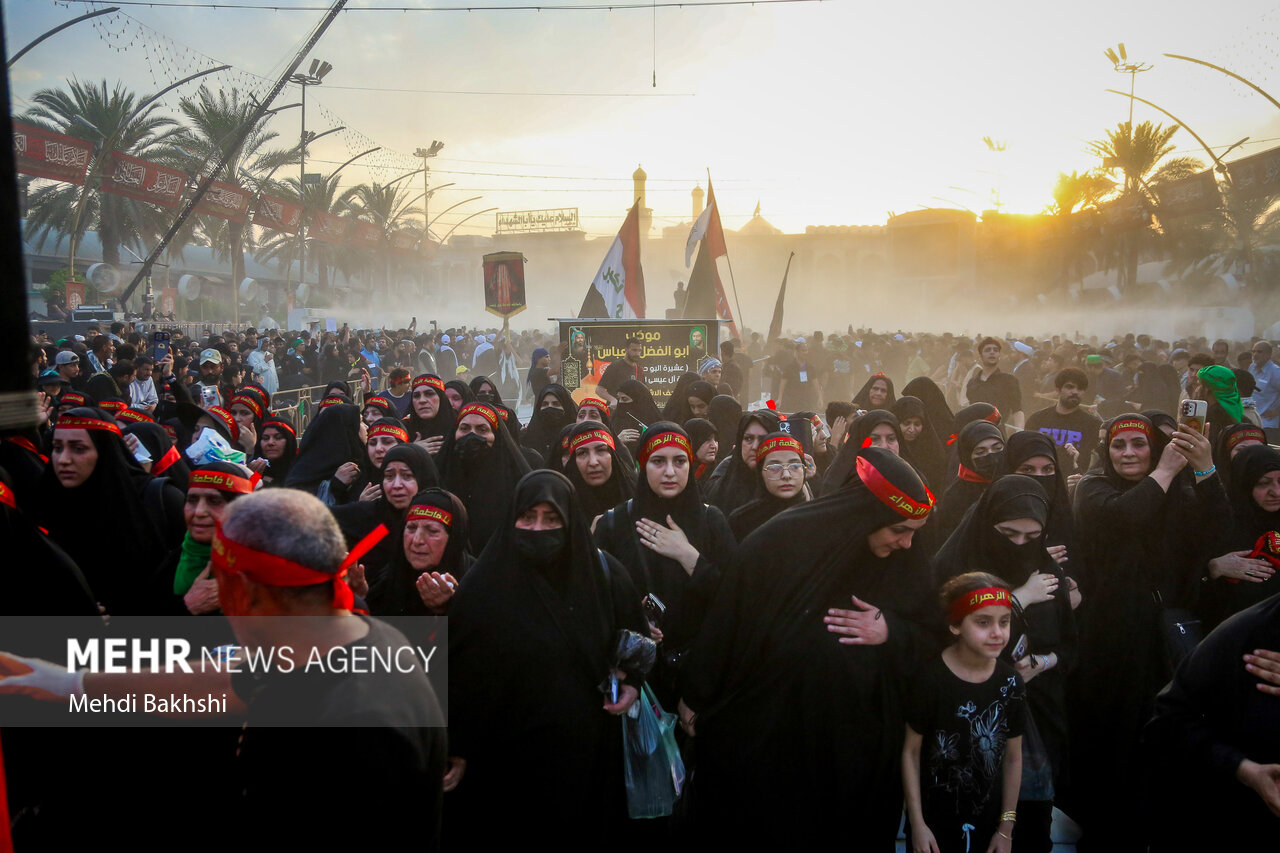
[413,141,444,293]
[1105,43,1152,125]
[290,59,333,299]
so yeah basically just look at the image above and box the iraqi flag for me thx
[682,180,738,337]
[579,200,646,319]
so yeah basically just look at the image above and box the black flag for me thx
[768,252,794,341]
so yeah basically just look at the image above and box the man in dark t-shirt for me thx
[597,337,643,405]
[1026,367,1102,474]
[966,337,1024,428]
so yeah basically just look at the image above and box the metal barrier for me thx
[268,383,366,434]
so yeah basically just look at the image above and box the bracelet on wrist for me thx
[1000,810,1017,823]
[1193,465,1216,477]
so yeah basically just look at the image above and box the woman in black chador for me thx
[593,423,735,708]
[438,402,531,553]
[1067,414,1229,851]
[1199,444,1280,628]
[933,475,1077,852]
[703,410,782,515]
[929,419,1006,548]
[679,446,936,847]
[892,395,947,488]
[560,420,635,524]
[728,431,812,540]
[446,470,649,843]
[34,407,185,615]
[521,383,577,461]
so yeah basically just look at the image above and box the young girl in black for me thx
[904,572,1024,853]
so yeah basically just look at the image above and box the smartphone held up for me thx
[1178,399,1208,436]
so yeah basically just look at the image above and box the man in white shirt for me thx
[129,356,159,414]
[1249,340,1280,428]
[247,339,279,395]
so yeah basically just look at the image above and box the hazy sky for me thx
[8,0,1280,239]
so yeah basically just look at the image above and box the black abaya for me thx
[447,470,648,842]
[521,384,578,460]
[593,422,735,707]
[1068,415,1231,849]
[681,447,936,846]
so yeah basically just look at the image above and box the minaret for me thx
[692,184,704,220]
[632,164,652,234]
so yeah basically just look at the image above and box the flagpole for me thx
[709,168,746,335]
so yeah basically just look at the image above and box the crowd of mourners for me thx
[3,316,1280,851]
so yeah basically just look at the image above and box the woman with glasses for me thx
[729,432,813,539]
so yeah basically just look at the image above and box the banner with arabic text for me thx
[308,210,348,244]
[12,121,93,185]
[252,194,303,234]
[99,151,187,208]
[348,220,383,250]
[193,180,250,223]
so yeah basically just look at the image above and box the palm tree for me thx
[170,85,299,302]
[1088,121,1205,291]
[255,175,359,298]
[347,181,424,298]
[21,79,182,271]
[1047,169,1113,295]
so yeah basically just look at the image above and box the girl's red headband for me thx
[639,432,692,467]
[947,586,1012,624]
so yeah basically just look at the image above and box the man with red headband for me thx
[0,489,445,848]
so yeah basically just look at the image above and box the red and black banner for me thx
[308,210,348,244]
[482,251,527,318]
[12,121,93,185]
[99,151,188,208]
[348,220,383,250]
[252,194,303,234]
[193,180,250,223]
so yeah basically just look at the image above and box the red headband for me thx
[55,415,122,438]
[413,374,445,392]
[0,481,15,510]
[211,523,388,610]
[369,423,409,443]
[152,444,182,476]
[262,420,296,439]
[1227,427,1266,452]
[318,397,346,411]
[458,403,499,429]
[948,586,1013,623]
[856,454,935,519]
[60,392,88,408]
[1109,417,1153,443]
[984,408,1002,424]
[578,396,609,414]
[365,396,394,413]
[98,400,126,415]
[206,406,240,444]
[639,431,693,467]
[407,504,453,528]
[189,469,255,495]
[231,393,264,419]
[116,408,154,424]
[569,428,615,454]
[756,435,803,465]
